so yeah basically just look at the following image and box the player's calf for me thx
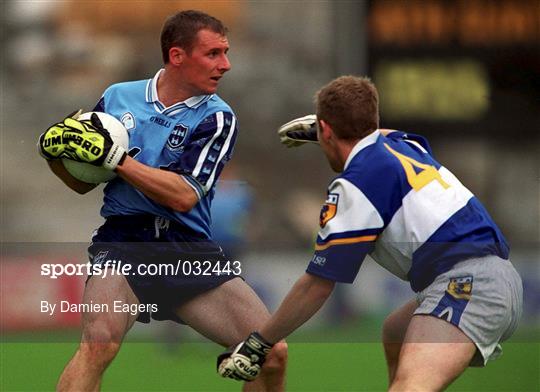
[57,341,122,392]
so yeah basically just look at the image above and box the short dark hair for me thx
[315,75,379,140]
[160,10,228,63]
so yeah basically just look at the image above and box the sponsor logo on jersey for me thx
[446,276,473,300]
[121,112,135,131]
[150,116,172,128]
[167,123,189,151]
[319,193,339,228]
[311,255,327,266]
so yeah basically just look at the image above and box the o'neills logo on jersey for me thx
[167,123,188,151]
[319,193,339,228]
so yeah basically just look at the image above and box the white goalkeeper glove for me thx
[277,114,318,147]
[217,332,273,382]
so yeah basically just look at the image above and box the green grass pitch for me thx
[1,339,538,391]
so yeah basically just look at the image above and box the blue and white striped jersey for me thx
[307,130,509,292]
[92,69,238,239]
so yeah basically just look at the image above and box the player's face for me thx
[181,29,231,95]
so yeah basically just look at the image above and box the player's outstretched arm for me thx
[258,273,335,343]
[218,273,334,381]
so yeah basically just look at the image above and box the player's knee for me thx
[79,322,123,364]
[83,317,125,342]
[263,341,288,372]
[79,341,121,366]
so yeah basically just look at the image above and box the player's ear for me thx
[168,47,186,66]
[319,120,333,142]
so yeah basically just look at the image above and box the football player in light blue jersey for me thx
[218,76,522,390]
[94,68,238,238]
[38,10,286,392]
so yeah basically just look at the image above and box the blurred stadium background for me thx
[1,0,539,391]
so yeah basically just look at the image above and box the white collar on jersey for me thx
[343,129,381,170]
[145,69,212,111]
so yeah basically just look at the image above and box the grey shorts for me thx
[414,255,523,366]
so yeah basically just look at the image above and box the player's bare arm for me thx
[218,273,334,381]
[259,273,335,344]
[115,156,198,212]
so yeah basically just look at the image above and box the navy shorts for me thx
[88,215,240,323]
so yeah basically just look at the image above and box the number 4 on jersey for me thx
[384,143,450,191]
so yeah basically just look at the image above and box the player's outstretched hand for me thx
[37,109,82,160]
[277,114,318,147]
[63,113,126,171]
[217,332,273,382]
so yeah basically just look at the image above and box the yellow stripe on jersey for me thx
[315,235,377,251]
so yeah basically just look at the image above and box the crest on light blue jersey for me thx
[167,123,188,150]
[121,112,135,131]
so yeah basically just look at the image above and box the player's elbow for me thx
[166,177,201,212]
[167,193,198,213]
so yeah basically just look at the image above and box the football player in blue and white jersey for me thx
[38,10,286,392]
[218,76,522,391]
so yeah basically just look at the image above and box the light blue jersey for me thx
[307,130,509,292]
[92,69,238,239]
